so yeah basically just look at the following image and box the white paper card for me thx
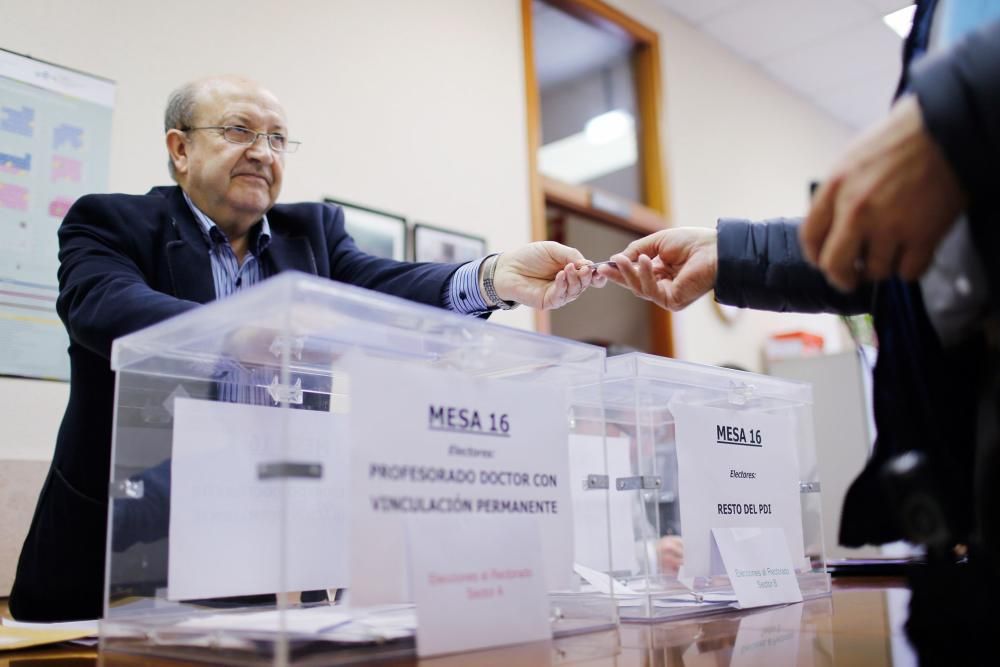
[175,607,354,634]
[711,527,803,608]
[573,562,636,596]
[173,606,417,644]
[347,356,574,606]
[671,402,805,580]
[568,434,636,572]
[168,398,349,600]
[407,515,551,657]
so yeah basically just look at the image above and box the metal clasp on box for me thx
[258,461,324,480]
[800,481,821,493]
[111,478,145,499]
[267,376,303,405]
[616,476,662,491]
[583,474,609,490]
[269,335,305,360]
[728,380,756,406]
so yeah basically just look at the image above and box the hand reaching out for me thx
[596,227,718,311]
[493,241,607,310]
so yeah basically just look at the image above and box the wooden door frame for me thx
[522,0,674,357]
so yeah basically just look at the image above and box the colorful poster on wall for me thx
[0,49,114,380]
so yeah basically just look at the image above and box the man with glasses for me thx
[9,75,604,621]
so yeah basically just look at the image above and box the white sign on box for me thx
[346,355,574,606]
[712,526,802,608]
[407,515,551,657]
[671,401,805,581]
[167,398,349,600]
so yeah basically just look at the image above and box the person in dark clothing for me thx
[599,3,1000,663]
[600,2,999,550]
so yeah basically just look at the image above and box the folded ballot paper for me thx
[0,615,98,651]
[2,605,418,653]
[172,604,417,644]
[573,562,737,610]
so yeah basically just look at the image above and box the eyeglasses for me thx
[183,126,301,153]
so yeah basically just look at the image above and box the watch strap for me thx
[482,253,519,311]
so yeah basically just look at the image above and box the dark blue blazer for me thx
[10,186,461,621]
[716,219,981,548]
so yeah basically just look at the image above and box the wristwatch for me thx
[481,253,519,311]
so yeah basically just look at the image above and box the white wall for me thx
[0,0,862,461]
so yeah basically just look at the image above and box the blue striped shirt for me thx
[183,191,272,297]
[446,256,491,314]
[184,192,274,404]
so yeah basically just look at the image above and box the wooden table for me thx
[1,578,916,666]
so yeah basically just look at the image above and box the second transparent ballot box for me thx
[569,353,829,622]
[101,272,615,664]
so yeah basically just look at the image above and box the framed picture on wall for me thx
[413,223,487,264]
[325,198,407,261]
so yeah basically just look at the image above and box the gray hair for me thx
[164,82,202,181]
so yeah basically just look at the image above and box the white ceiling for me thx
[651,0,914,129]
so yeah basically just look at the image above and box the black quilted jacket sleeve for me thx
[714,218,873,315]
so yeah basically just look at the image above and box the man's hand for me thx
[597,227,717,311]
[801,95,967,291]
[493,241,606,310]
[657,535,684,576]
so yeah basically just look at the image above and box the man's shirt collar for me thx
[182,190,272,256]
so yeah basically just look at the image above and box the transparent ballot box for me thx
[569,353,829,623]
[100,272,614,664]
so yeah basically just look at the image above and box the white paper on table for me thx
[568,434,637,573]
[671,402,805,580]
[711,527,803,609]
[173,605,417,644]
[322,606,417,643]
[0,617,98,635]
[407,515,551,657]
[168,398,350,600]
[573,562,637,596]
[175,607,354,634]
[650,591,739,609]
[346,355,574,606]
[650,600,733,609]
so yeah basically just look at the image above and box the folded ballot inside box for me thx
[568,353,829,622]
[103,272,614,665]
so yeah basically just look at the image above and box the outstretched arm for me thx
[492,241,607,310]
[596,227,717,311]
[598,222,872,315]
